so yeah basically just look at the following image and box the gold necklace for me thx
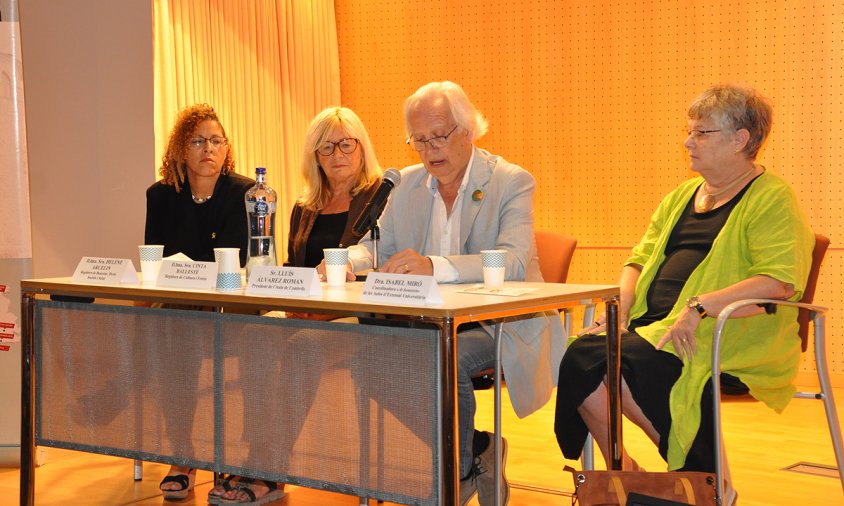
[695,165,757,213]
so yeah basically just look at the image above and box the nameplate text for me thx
[246,266,322,297]
[157,260,217,289]
[361,272,442,306]
[72,257,139,285]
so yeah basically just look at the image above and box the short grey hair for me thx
[404,81,489,141]
[688,83,773,160]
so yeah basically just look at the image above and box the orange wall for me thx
[335,0,844,382]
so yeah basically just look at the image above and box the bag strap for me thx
[609,476,627,505]
[564,466,582,505]
[675,477,696,504]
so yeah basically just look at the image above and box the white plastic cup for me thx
[481,249,506,289]
[323,248,349,288]
[214,247,242,291]
[138,245,164,284]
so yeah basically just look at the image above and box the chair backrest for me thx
[535,230,578,283]
[797,233,830,351]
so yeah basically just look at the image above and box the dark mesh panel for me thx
[36,302,217,468]
[34,301,440,505]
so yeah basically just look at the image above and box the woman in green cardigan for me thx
[554,83,813,505]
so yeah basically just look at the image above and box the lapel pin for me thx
[472,189,484,202]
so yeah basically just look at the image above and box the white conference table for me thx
[20,277,619,505]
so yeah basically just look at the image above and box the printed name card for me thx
[72,257,139,284]
[157,260,217,289]
[361,272,443,306]
[246,266,322,297]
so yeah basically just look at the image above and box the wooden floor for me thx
[2,385,843,505]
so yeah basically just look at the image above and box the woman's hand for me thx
[380,249,433,275]
[577,311,630,337]
[656,307,702,360]
[315,259,356,282]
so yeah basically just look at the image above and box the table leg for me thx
[493,322,503,506]
[20,292,35,506]
[439,318,458,505]
[605,298,623,470]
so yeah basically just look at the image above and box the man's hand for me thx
[380,249,433,275]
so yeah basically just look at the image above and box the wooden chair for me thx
[711,234,843,501]
[535,230,578,284]
[471,231,577,390]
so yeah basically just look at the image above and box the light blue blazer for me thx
[350,147,565,417]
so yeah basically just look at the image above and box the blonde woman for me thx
[207,106,383,504]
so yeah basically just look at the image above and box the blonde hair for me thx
[688,83,773,160]
[404,81,489,141]
[158,104,235,192]
[298,107,383,210]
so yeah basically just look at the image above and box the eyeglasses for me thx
[406,124,459,152]
[686,129,722,140]
[189,136,228,150]
[316,138,360,156]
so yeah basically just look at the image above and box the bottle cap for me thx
[256,167,266,175]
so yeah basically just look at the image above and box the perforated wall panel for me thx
[336,0,844,381]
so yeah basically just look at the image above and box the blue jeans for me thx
[457,326,497,477]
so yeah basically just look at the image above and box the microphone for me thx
[352,168,401,235]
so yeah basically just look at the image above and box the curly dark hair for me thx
[158,104,236,192]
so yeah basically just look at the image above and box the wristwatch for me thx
[686,296,708,318]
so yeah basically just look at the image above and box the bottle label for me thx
[246,200,276,214]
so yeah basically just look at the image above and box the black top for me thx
[145,172,255,266]
[303,211,349,268]
[630,178,756,329]
[284,180,382,267]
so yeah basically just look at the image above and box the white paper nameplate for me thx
[246,266,322,297]
[361,272,443,306]
[72,257,139,284]
[157,260,217,289]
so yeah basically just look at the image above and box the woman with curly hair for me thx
[145,104,253,500]
[145,103,254,266]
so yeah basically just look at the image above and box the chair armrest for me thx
[710,298,828,500]
[712,298,828,373]
[714,298,828,333]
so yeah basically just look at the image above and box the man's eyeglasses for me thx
[407,124,459,152]
[189,136,228,150]
[316,138,360,156]
[686,129,722,140]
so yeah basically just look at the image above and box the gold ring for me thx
[404,264,409,272]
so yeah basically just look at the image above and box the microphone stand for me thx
[370,224,380,271]
[364,202,383,272]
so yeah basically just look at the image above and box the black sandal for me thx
[208,474,240,503]
[215,478,285,505]
[159,468,196,500]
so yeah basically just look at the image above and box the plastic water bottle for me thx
[245,167,277,277]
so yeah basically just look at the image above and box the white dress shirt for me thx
[426,150,475,283]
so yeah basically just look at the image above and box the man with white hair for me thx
[346,81,565,505]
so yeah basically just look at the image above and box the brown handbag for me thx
[567,468,718,506]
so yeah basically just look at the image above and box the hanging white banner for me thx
[0,2,32,347]
[0,0,32,465]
